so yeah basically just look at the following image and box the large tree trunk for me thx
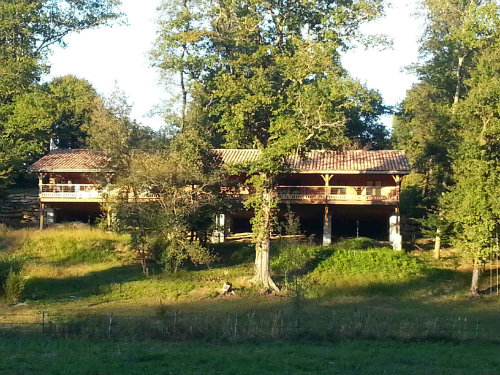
[252,185,279,291]
[470,259,480,295]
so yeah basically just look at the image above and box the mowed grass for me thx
[1,337,498,375]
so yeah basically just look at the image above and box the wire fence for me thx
[1,310,498,343]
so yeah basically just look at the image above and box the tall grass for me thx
[15,226,131,264]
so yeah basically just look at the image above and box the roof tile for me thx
[215,149,411,174]
[29,149,108,172]
[30,148,411,174]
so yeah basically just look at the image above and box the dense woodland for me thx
[1,0,500,293]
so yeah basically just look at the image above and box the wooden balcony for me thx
[39,184,159,203]
[277,185,399,205]
[39,184,399,206]
[40,184,103,202]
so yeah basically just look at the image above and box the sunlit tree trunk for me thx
[434,228,441,259]
[470,258,480,295]
[252,183,279,291]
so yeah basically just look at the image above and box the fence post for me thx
[108,314,113,339]
[173,310,178,336]
[234,314,238,338]
[464,317,467,340]
[496,251,500,295]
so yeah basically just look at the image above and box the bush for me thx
[309,248,427,286]
[271,243,330,276]
[330,237,386,251]
[3,269,25,303]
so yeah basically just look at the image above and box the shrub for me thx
[271,244,330,275]
[309,248,427,286]
[3,269,25,303]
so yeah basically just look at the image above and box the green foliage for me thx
[392,0,500,208]
[152,0,390,286]
[2,269,25,303]
[271,238,390,277]
[113,139,223,274]
[47,75,101,148]
[159,233,216,273]
[278,205,301,237]
[440,38,500,266]
[304,241,428,294]
[399,174,427,218]
[0,0,122,190]
[210,242,255,266]
[311,249,425,280]
[271,244,328,276]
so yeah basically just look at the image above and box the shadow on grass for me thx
[0,259,24,275]
[305,267,471,303]
[209,242,255,267]
[23,264,144,301]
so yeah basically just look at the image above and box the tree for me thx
[48,75,101,148]
[0,0,121,190]
[392,0,500,257]
[82,90,219,274]
[117,147,219,274]
[442,38,500,293]
[153,0,387,290]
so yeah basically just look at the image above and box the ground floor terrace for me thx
[39,201,401,249]
[216,203,401,248]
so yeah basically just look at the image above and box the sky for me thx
[47,0,424,130]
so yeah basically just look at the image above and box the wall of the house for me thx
[42,172,97,184]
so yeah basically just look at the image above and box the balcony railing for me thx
[277,185,399,204]
[39,184,399,205]
[39,184,161,201]
[40,184,102,199]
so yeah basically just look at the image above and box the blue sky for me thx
[47,0,424,130]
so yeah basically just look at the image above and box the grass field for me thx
[0,225,499,374]
[1,337,498,375]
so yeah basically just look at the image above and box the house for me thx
[29,148,411,249]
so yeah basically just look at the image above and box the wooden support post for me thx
[321,174,333,188]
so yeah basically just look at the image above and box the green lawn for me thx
[1,337,498,375]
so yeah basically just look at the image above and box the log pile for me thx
[400,216,422,242]
[0,194,40,227]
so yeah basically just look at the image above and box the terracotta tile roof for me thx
[30,148,411,174]
[29,149,108,173]
[215,149,411,174]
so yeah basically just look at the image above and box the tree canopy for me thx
[0,0,122,191]
[393,0,500,292]
[152,0,389,288]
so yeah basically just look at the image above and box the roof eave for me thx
[295,170,411,175]
[29,169,106,173]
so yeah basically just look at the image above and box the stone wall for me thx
[0,194,40,227]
